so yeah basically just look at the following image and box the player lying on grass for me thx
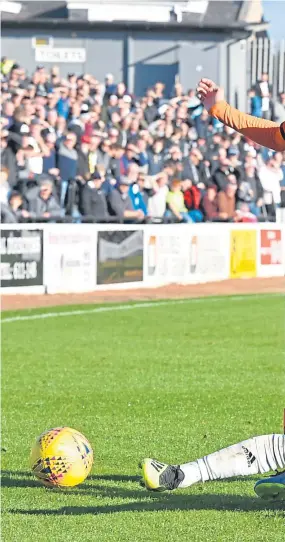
[140,434,285,501]
[196,78,285,152]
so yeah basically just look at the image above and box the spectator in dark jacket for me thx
[120,143,138,176]
[57,131,78,206]
[182,148,205,189]
[27,178,61,220]
[42,132,58,176]
[1,191,29,223]
[144,94,158,125]
[212,157,240,192]
[81,171,109,221]
[0,130,17,187]
[237,163,264,217]
[108,178,144,222]
[147,139,164,176]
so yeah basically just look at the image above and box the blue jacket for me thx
[57,98,70,119]
[251,96,262,118]
[43,150,56,173]
[129,185,147,215]
[57,144,78,181]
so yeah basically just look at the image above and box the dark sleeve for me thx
[108,190,124,219]
[255,173,264,200]
[48,196,61,217]
[212,170,225,191]
[81,186,92,216]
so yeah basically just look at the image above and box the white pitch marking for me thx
[1,293,282,324]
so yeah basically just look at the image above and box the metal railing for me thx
[248,37,285,97]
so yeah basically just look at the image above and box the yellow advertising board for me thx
[230,230,257,278]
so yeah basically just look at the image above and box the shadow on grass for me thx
[1,470,140,492]
[9,492,285,515]
[3,470,284,515]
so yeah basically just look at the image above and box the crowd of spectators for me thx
[1,60,285,224]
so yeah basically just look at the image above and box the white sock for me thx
[179,434,285,489]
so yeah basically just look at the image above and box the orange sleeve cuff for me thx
[209,101,285,152]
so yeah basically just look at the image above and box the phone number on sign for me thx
[1,261,38,281]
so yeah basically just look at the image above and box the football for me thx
[30,427,93,488]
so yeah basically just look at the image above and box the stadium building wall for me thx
[1,25,248,109]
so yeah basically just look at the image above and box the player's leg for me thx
[140,434,285,496]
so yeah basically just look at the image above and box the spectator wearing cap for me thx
[57,132,78,206]
[26,177,61,220]
[81,171,109,221]
[0,130,17,187]
[166,179,193,223]
[108,177,145,223]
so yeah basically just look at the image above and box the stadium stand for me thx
[1,62,284,224]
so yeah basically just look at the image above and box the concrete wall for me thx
[1,27,247,100]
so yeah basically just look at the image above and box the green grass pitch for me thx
[2,294,284,542]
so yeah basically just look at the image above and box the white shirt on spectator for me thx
[148,185,169,218]
[259,165,282,205]
[27,138,43,175]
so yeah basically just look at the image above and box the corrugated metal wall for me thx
[248,38,285,96]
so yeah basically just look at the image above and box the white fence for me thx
[1,223,284,295]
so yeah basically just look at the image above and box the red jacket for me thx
[183,186,201,210]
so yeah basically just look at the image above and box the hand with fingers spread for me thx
[196,78,225,112]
